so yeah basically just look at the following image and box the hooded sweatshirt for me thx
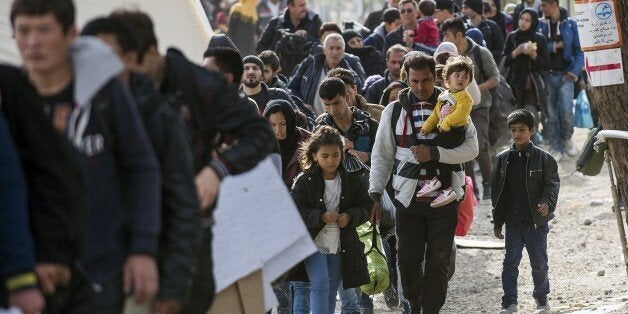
[55,37,161,283]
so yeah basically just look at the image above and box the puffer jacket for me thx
[130,73,201,302]
[345,46,386,77]
[491,142,560,228]
[290,167,371,289]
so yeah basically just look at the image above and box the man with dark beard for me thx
[240,55,295,113]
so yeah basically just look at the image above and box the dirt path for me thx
[370,127,628,313]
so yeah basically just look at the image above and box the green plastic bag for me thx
[357,222,389,295]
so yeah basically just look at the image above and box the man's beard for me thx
[243,77,261,88]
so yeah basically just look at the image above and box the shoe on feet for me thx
[499,303,518,313]
[564,139,578,157]
[430,188,456,208]
[535,298,550,313]
[549,149,563,162]
[383,285,400,309]
[482,184,491,200]
[416,177,442,198]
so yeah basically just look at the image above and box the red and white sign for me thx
[584,48,624,87]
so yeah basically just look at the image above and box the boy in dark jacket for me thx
[492,109,560,314]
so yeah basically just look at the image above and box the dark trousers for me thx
[396,200,458,313]
[466,107,492,188]
[44,265,124,314]
[181,227,215,314]
[502,222,550,308]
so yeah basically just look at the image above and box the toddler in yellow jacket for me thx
[417,55,474,207]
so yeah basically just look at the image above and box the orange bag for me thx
[455,176,477,236]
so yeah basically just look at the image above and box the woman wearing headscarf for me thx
[263,99,312,188]
[501,8,549,132]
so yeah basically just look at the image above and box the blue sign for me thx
[595,2,613,20]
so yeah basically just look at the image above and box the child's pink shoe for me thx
[416,177,442,198]
[430,187,457,208]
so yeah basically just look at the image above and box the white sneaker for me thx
[499,304,518,314]
[549,149,563,162]
[416,177,442,198]
[564,139,578,157]
[430,188,457,208]
[535,299,551,313]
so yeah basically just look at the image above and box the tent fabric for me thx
[0,0,213,65]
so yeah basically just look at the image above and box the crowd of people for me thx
[1,0,582,313]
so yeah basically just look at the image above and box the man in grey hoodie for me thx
[11,0,161,311]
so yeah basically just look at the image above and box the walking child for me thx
[416,55,474,207]
[290,125,371,314]
[492,109,560,313]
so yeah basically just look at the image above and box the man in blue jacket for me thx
[539,0,584,161]
[11,0,161,311]
[289,34,365,117]
[538,0,584,160]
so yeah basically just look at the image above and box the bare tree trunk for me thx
[588,0,628,207]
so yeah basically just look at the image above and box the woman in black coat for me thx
[501,8,549,133]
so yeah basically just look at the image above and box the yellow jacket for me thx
[422,89,472,133]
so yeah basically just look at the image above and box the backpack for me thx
[274,29,314,76]
[576,126,605,176]
[472,46,514,149]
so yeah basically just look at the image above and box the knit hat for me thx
[435,0,454,12]
[465,28,486,46]
[242,55,264,69]
[434,42,459,57]
[206,34,239,53]
[463,0,484,15]
[342,29,362,44]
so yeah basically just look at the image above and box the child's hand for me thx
[322,212,339,224]
[419,128,428,136]
[537,203,549,217]
[337,213,352,228]
[494,228,504,239]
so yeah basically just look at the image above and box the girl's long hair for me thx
[299,126,344,172]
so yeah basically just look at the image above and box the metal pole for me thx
[605,150,628,277]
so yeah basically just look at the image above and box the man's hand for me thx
[295,30,308,37]
[195,166,221,209]
[35,263,71,295]
[348,149,369,163]
[554,41,564,50]
[410,145,432,163]
[403,30,414,48]
[337,213,352,228]
[370,201,382,224]
[564,72,578,82]
[123,254,158,305]
[8,288,45,314]
[322,212,339,224]
[343,138,355,151]
[537,203,549,217]
[494,228,504,239]
[155,299,182,314]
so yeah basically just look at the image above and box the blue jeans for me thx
[339,286,361,313]
[544,73,575,152]
[304,251,342,314]
[502,222,550,308]
[292,281,310,314]
[273,281,292,314]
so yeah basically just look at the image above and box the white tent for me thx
[0,0,213,65]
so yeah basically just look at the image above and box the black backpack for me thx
[273,29,314,76]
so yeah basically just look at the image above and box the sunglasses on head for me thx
[400,8,414,13]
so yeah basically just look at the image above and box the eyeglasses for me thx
[400,9,414,14]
